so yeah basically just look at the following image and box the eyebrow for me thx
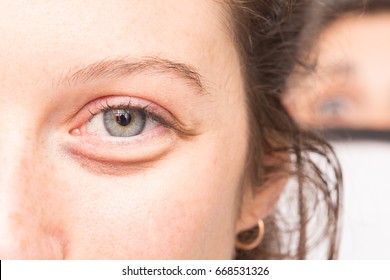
[317,61,354,79]
[58,57,205,93]
[293,59,354,80]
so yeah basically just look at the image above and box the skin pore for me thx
[0,0,280,259]
[284,12,390,129]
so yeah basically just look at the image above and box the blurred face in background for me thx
[283,11,390,259]
[284,12,390,130]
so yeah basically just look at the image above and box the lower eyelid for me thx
[64,125,176,164]
[78,121,169,143]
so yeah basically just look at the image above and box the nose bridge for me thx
[0,105,63,259]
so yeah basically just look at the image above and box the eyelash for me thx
[85,99,184,134]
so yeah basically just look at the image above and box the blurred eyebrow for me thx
[294,60,354,80]
[58,57,205,93]
[317,61,354,78]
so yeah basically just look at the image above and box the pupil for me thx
[115,111,132,126]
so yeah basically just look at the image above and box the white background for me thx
[332,140,390,259]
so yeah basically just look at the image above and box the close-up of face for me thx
[284,12,390,129]
[0,0,277,259]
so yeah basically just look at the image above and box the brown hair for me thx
[223,0,342,259]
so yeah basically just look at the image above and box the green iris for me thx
[103,109,147,137]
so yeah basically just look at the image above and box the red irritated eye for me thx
[65,96,187,166]
[65,95,199,166]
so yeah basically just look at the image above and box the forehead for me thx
[0,0,238,92]
[314,12,390,74]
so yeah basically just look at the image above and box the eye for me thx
[315,96,352,120]
[85,105,162,138]
[70,96,181,140]
[91,107,152,137]
[102,108,147,137]
[67,96,197,167]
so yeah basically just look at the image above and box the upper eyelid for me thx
[87,100,150,119]
[88,102,173,129]
[313,90,360,104]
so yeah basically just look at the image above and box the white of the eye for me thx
[85,113,111,136]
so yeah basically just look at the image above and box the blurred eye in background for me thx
[315,96,352,119]
[314,95,355,124]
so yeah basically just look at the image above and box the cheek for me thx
[52,133,247,259]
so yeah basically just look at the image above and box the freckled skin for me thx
[0,0,277,259]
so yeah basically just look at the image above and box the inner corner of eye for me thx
[70,128,81,135]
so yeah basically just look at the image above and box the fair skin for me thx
[0,0,280,259]
[284,12,390,129]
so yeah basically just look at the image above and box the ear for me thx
[235,169,288,234]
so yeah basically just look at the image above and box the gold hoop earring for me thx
[235,220,264,250]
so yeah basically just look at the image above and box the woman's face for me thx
[285,12,390,129]
[0,0,256,259]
